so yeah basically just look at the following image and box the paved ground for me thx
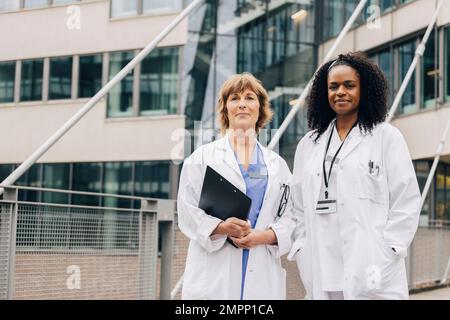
[410,287,450,300]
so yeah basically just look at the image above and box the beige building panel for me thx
[0,100,186,163]
[392,0,435,40]
[392,107,450,161]
[354,14,393,52]
[319,31,355,63]
[0,0,187,61]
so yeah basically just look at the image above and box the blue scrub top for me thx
[232,142,268,300]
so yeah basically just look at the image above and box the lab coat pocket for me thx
[373,233,401,289]
[357,163,388,204]
[375,233,399,262]
[295,247,312,296]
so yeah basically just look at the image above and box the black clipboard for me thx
[199,166,252,247]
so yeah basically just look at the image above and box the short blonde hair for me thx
[217,73,273,134]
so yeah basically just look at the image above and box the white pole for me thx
[0,0,206,195]
[441,256,450,284]
[170,274,184,300]
[386,0,445,122]
[419,118,450,212]
[268,0,369,150]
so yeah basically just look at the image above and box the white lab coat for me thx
[288,121,421,300]
[177,135,294,300]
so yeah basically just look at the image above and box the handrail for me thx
[0,184,159,201]
[418,118,450,213]
[0,0,206,196]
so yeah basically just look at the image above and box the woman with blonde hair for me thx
[177,73,294,299]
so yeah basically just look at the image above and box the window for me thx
[24,0,48,8]
[16,164,41,202]
[53,0,78,4]
[322,0,344,39]
[435,164,446,221]
[379,50,394,105]
[103,162,133,208]
[78,54,102,98]
[111,0,182,17]
[42,163,70,204]
[134,162,170,199]
[380,0,394,13]
[0,61,15,103]
[72,162,102,206]
[1,0,78,12]
[446,27,450,102]
[21,59,43,102]
[422,31,438,109]
[49,56,73,100]
[143,0,182,14]
[111,0,138,18]
[0,164,14,184]
[140,47,179,116]
[107,51,134,117]
[0,0,20,12]
[238,2,314,74]
[398,40,416,114]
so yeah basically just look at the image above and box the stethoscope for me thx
[277,184,290,217]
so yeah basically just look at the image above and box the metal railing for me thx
[407,220,450,290]
[0,185,176,300]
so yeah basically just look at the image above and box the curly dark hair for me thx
[306,51,388,142]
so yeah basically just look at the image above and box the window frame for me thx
[109,0,183,19]
[445,26,450,103]
[48,55,73,101]
[0,60,16,104]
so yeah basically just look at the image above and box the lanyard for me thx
[322,121,357,199]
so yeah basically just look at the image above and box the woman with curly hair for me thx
[288,52,421,300]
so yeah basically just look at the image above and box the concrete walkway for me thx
[410,287,450,300]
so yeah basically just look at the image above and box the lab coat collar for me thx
[216,134,242,177]
[316,119,365,162]
[215,133,278,205]
[216,133,276,174]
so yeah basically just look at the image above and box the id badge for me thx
[315,200,337,214]
[248,167,268,179]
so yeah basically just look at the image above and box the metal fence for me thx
[2,184,449,299]
[166,218,450,299]
[407,220,450,290]
[0,185,176,300]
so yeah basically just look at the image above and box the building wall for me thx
[0,100,185,163]
[392,107,450,161]
[0,0,187,61]
[0,0,187,165]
